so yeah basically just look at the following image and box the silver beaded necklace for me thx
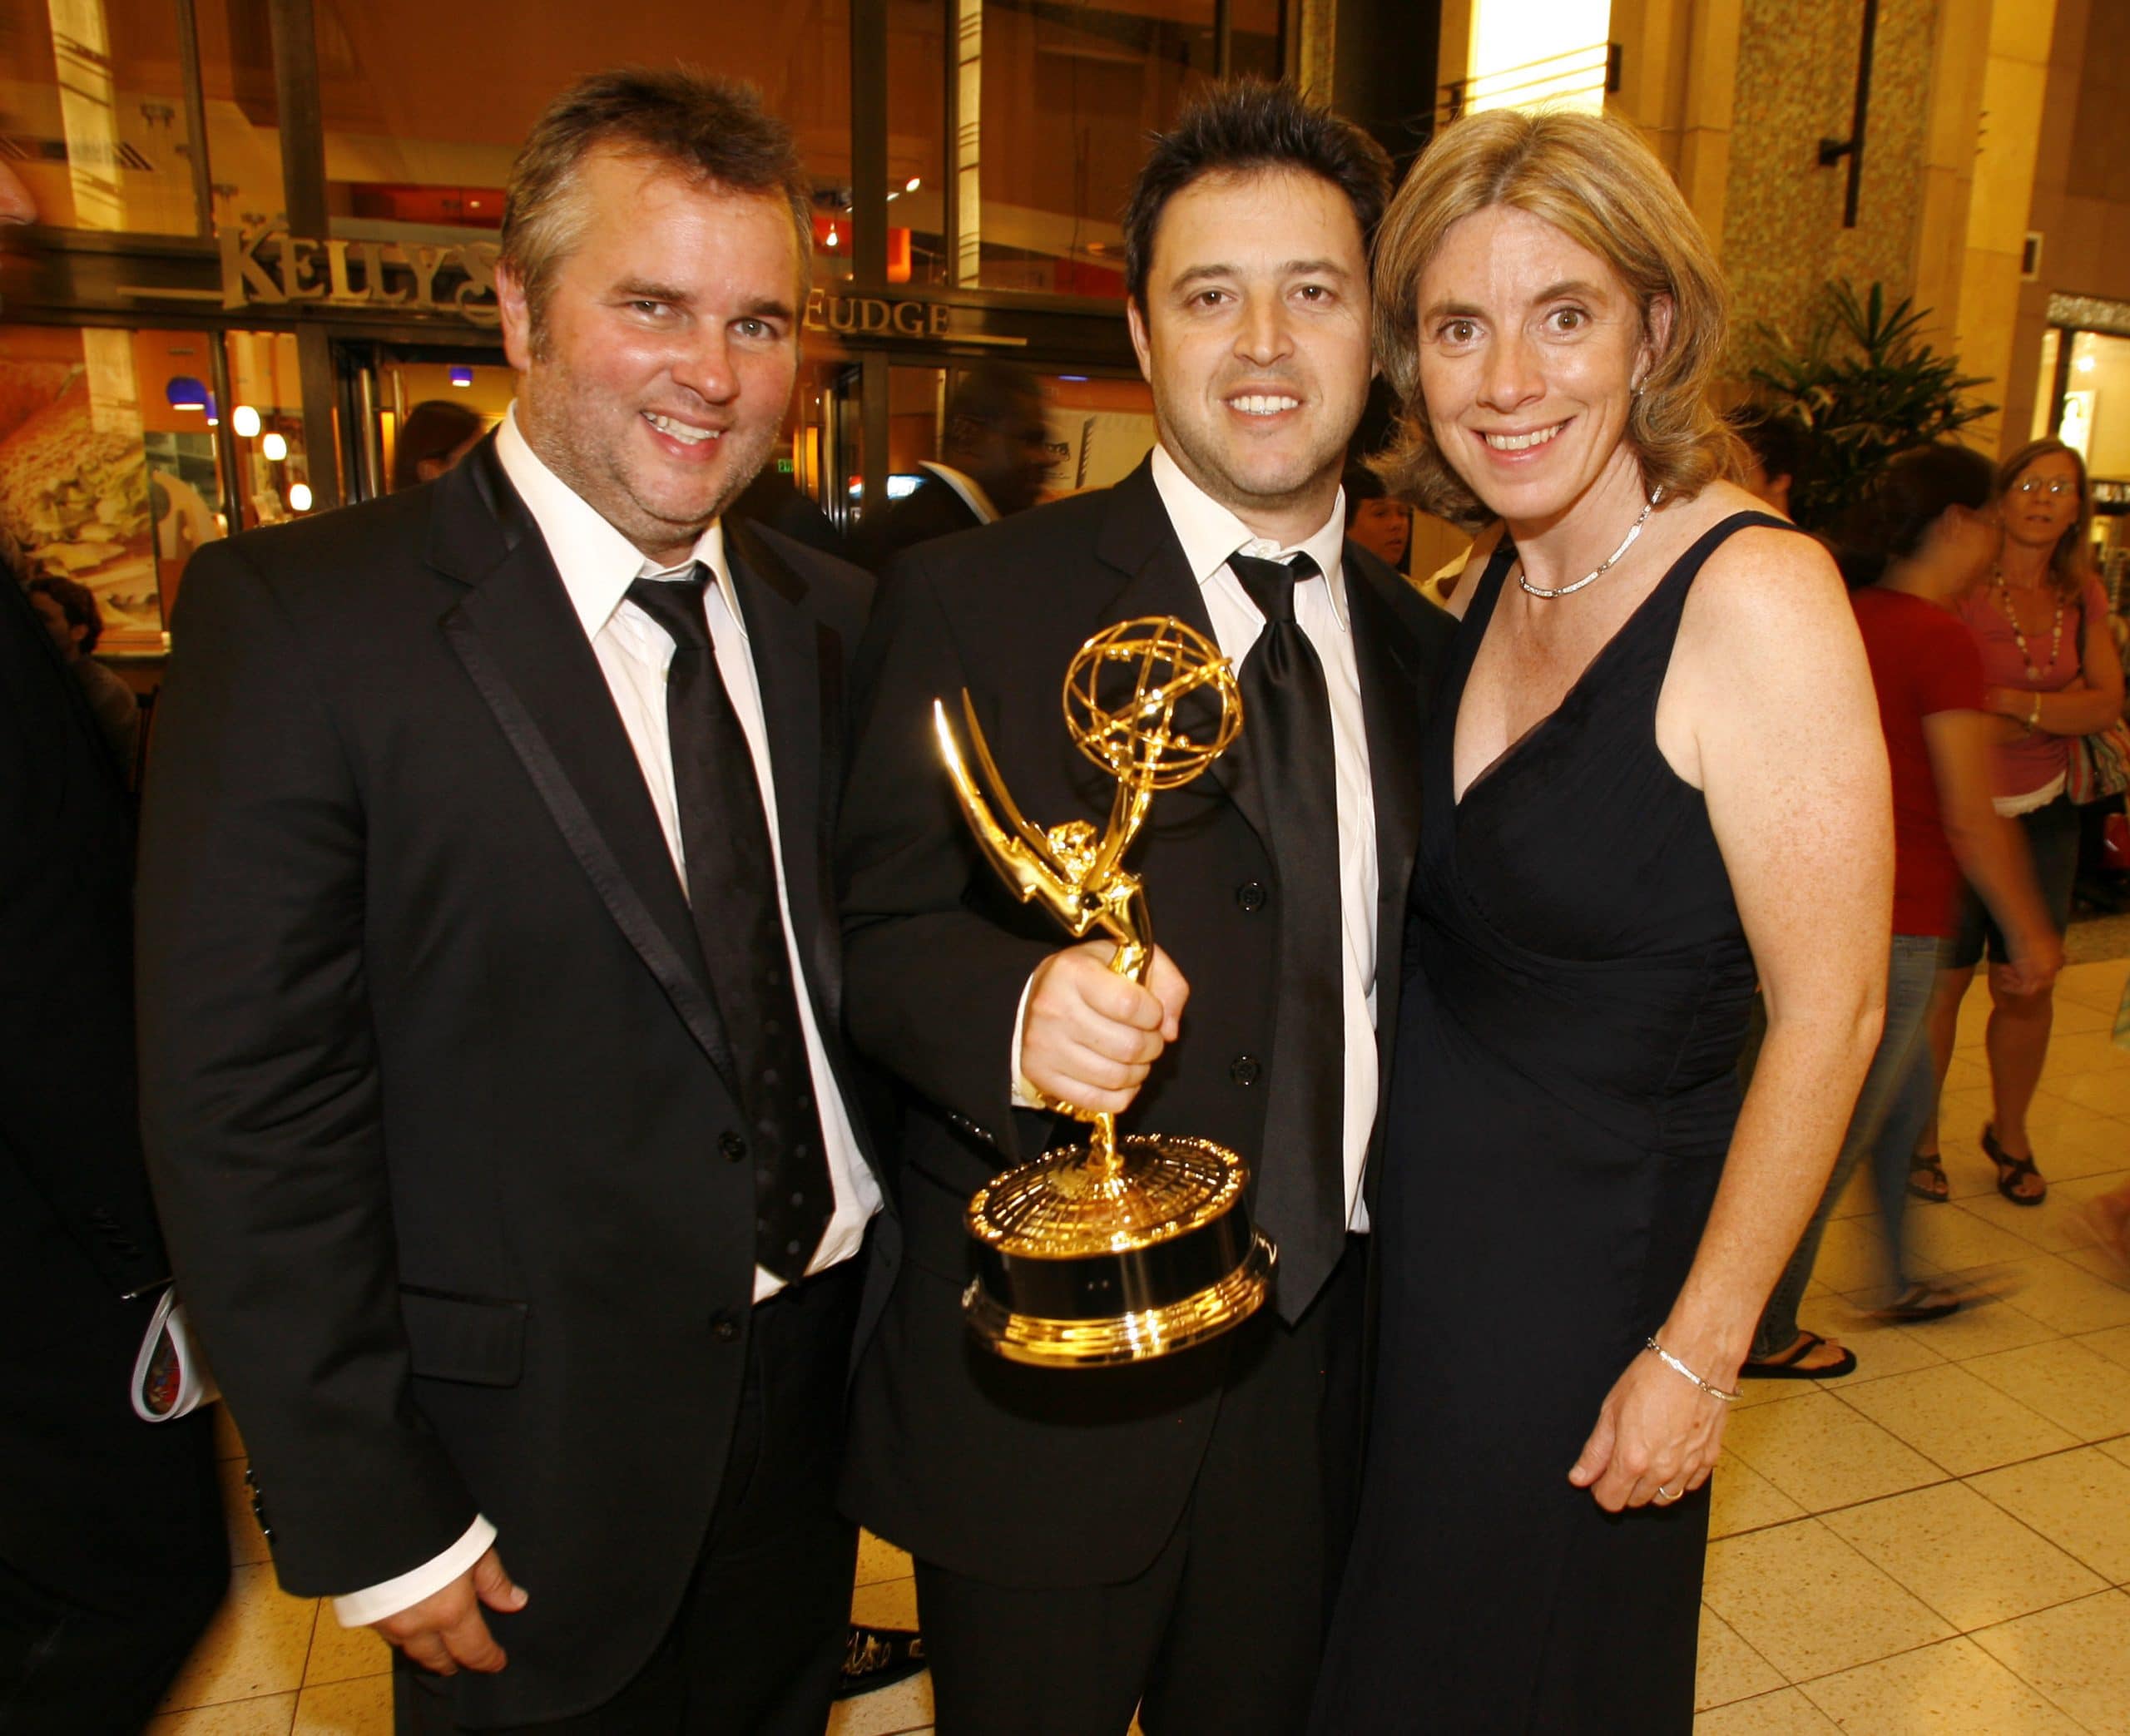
[1517,486,1665,600]
[1989,566,2063,680]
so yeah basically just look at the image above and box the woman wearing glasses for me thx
[1915,438,2123,1207]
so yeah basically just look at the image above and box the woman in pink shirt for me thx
[1917,438,2124,1205]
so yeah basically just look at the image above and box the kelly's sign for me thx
[220,227,1024,349]
[221,227,501,324]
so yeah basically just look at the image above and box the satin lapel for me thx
[724,521,841,1034]
[433,450,740,1093]
[1092,462,1271,845]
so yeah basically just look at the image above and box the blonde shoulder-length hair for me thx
[1371,107,1741,527]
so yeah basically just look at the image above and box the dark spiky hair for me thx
[1122,81,1393,310]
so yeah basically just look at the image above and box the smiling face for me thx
[498,149,801,566]
[1127,167,1374,544]
[2003,449,2083,557]
[1414,204,1662,533]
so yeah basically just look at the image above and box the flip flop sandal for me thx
[1907,1152,1949,1203]
[1982,1123,2047,1207]
[1743,1330,1859,1380]
[1871,1283,1964,1323]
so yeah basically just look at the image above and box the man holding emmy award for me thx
[836,82,1456,1734]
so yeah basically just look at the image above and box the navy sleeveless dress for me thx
[1310,515,1786,1733]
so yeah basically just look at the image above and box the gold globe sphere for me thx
[1063,616,1243,791]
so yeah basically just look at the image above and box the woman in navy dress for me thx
[1311,110,1895,1732]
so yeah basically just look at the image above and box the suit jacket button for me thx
[710,1312,741,1343]
[720,1131,747,1164]
[1236,880,1267,913]
[1229,1054,1262,1086]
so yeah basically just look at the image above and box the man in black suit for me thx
[836,84,1454,1734]
[854,362,1050,570]
[0,549,228,1733]
[137,71,894,1734]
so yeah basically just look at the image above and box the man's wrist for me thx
[332,1515,496,1627]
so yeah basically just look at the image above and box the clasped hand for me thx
[1568,1346,1729,1511]
[1020,940,1190,1115]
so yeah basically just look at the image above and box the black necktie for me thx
[1228,551,1348,1320]
[627,568,833,1283]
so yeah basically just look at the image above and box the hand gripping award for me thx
[933,616,1277,1366]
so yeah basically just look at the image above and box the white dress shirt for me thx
[1009,443,1379,1234]
[335,406,879,1625]
[917,459,999,525]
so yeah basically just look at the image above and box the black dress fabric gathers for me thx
[1313,515,1790,1733]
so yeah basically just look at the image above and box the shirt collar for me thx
[1148,443,1349,628]
[494,403,737,640]
[919,459,999,526]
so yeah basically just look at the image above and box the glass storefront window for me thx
[310,0,853,285]
[958,0,1226,298]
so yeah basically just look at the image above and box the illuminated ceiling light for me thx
[825,225,839,247]
[288,482,313,512]
[262,431,289,461]
[2077,354,2098,373]
[165,374,207,409]
[905,177,920,191]
[449,365,474,388]
[231,403,262,438]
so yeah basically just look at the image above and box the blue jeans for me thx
[1751,935,1941,1359]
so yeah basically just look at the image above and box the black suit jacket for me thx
[852,471,983,572]
[835,458,1454,1587]
[136,439,898,1724]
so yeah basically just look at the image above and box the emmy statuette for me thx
[934,616,1277,1367]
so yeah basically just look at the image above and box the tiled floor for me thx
[152,963,2130,1735]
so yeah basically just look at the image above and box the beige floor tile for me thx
[2038,1029,2130,1080]
[2043,992,2123,1035]
[291,1675,392,1736]
[1721,1390,1945,1510]
[1708,1453,1808,1541]
[1795,1635,2087,1733]
[1703,1519,1954,1682]
[1882,1290,2060,1362]
[1957,1175,2123,1254]
[854,1529,913,1589]
[2045,1068,2130,1120]
[161,1562,317,1713]
[850,1576,919,1630]
[2098,1434,2130,1470]
[304,1600,392,1686]
[145,1694,298,1736]
[1693,1688,1844,1733]
[2084,1321,2130,1372]
[1697,1606,1785,1710]
[212,1406,247,1464]
[1818,1481,2104,1630]
[2051,962,2130,1011]
[1940,1052,1990,1096]
[1965,1335,2130,1442]
[1906,1204,2058,1273]
[1824,1161,1878,1222]
[1970,1446,2130,1582]
[220,1455,272,1568]
[1970,1589,2130,1734]
[1996,1253,2130,1335]
[826,1671,934,1736]
[1832,1363,2078,1476]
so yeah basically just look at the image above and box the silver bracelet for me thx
[1645,1336,1741,1403]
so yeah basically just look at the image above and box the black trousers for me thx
[915,1239,1368,1736]
[0,1281,229,1736]
[396,1259,864,1736]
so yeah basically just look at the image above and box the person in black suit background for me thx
[136,71,895,1734]
[835,83,1455,1734]
[1,154,226,1736]
[1,546,228,1734]
[853,361,1051,571]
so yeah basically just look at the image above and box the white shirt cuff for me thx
[1008,968,1048,1109]
[332,1515,497,1627]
